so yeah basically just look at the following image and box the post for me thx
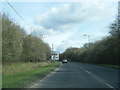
[52,44,54,51]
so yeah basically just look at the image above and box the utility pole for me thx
[52,44,54,51]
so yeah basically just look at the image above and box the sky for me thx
[2,0,119,53]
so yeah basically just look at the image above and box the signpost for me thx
[51,52,59,61]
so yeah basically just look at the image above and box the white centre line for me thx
[76,65,116,89]
[86,71,92,74]
[106,84,114,88]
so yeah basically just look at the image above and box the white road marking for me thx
[34,84,38,86]
[86,71,91,74]
[28,62,62,88]
[76,65,116,89]
[106,84,114,88]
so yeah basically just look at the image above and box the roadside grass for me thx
[78,62,120,69]
[96,64,120,69]
[3,62,50,76]
[2,62,60,88]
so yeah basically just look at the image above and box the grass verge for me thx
[2,62,60,88]
[3,62,50,76]
[96,64,120,69]
[78,62,120,69]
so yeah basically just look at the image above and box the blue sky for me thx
[2,0,119,53]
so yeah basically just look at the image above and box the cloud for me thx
[34,2,116,32]
[4,0,119,2]
[33,2,117,53]
[34,3,88,31]
[33,25,61,36]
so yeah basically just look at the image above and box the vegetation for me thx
[96,64,120,69]
[3,62,50,76]
[2,62,60,88]
[0,14,2,88]
[1,14,61,88]
[2,14,51,63]
[60,17,119,66]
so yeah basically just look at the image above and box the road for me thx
[29,62,119,88]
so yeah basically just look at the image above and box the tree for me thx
[2,14,51,63]
[2,14,24,63]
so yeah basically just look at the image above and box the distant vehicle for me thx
[62,59,67,63]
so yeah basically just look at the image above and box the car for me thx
[62,59,67,63]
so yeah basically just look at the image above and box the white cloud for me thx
[33,2,117,53]
[34,4,87,31]
[34,2,116,31]
[4,0,119,2]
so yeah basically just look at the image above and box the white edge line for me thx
[78,66,116,89]
[106,84,114,88]
[29,62,62,88]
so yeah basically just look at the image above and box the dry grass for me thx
[2,62,50,76]
[2,62,60,88]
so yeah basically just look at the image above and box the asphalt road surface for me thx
[29,62,119,89]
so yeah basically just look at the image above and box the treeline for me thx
[2,14,51,63]
[61,17,120,65]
